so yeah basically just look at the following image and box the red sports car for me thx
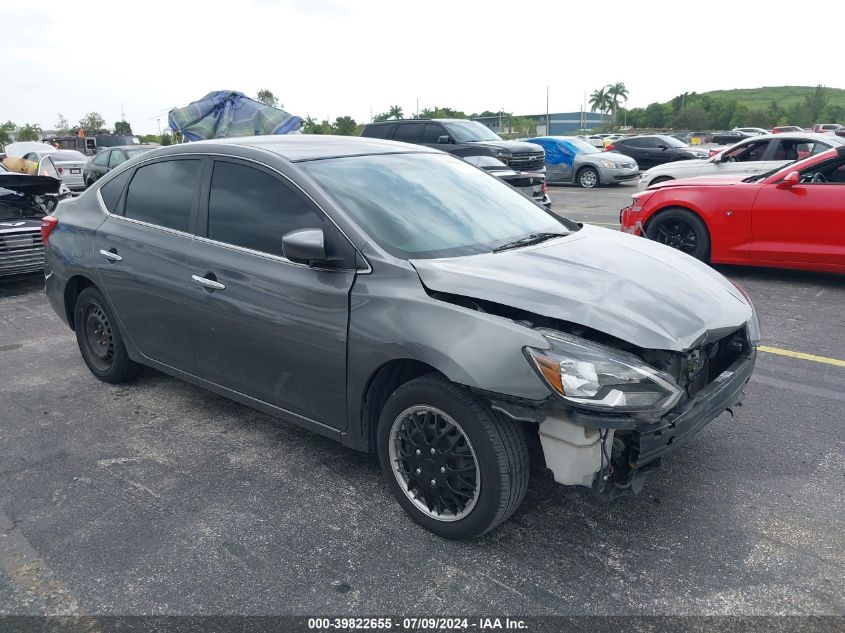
[620,146,845,273]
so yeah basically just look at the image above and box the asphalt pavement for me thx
[0,185,842,621]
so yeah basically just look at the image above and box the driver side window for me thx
[728,140,770,162]
[800,156,845,185]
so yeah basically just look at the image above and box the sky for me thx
[1,0,841,135]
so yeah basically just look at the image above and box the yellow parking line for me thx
[758,346,845,368]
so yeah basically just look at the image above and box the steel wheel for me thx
[577,167,599,188]
[81,303,115,372]
[388,405,481,522]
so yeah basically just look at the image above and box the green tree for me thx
[672,104,709,130]
[114,120,132,135]
[302,116,334,134]
[332,116,358,136]
[372,112,391,122]
[589,87,612,130]
[387,105,404,120]
[0,120,15,147]
[159,131,173,146]
[606,82,629,124]
[256,89,280,109]
[641,102,670,128]
[78,112,106,134]
[803,85,829,124]
[506,116,536,137]
[55,113,70,135]
[823,104,845,123]
[18,124,41,141]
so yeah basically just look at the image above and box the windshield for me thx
[658,136,689,148]
[442,120,501,143]
[559,138,600,154]
[303,153,574,259]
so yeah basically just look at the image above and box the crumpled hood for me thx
[411,224,751,352]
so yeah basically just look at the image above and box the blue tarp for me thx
[168,91,302,141]
[525,137,575,166]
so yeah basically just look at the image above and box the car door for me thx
[749,153,845,266]
[540,139,574,182]
[421,122,450,148]
[392,122,426,146]
[93,157,201,371]
[185,158,356,430]
[714,139,775,176]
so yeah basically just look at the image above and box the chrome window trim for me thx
[94,151,371,274]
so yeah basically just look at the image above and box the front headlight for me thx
[600,159,617,169]
[730,281,761,346]
[525,330,683,413]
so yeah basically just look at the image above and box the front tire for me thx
[377,375,529,539]
[576,166,600,188]
[645,207,711,261]
[74,286,139,383]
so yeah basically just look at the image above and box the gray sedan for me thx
[44,136,757,539]
[524,136,639,188]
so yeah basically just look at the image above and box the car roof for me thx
[4,142,58,158]
[744,132,843,142]
[152,135,439,162]
[105,145,158,151]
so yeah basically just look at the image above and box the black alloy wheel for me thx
[645,208,711,261]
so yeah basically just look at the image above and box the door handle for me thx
[191,274,225,291]
[99,249,123,262]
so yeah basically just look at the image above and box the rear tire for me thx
[576,167,600,188]
[377,374,529,539]
[645,207,711,261]
[74,286,139,383]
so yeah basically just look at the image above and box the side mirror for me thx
[282,228,326,265]
[776,171,800,190]
[437,135,451,144]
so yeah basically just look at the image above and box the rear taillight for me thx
[57,166,64,174]
[606,144,616,151]
[41,216,59,243]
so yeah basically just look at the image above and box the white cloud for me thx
[0,0,840,134]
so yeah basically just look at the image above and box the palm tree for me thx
[606,82,630,125]
[588,88,612,130]
[388,105,404,120]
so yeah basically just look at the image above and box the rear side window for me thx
[207,161,321,257]
[99,169,132,213]
[94,151,110,167]
[394,123,424,143]
[363,124,393,139]
[124,160,200,232]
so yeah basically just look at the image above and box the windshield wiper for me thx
[493,232,566,253]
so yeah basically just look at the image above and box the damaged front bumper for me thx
[499,346,756,497]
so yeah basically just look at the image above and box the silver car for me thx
[525,136,639,188]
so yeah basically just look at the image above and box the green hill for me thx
[689,86,845,111]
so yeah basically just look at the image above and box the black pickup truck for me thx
[361,118,546,172]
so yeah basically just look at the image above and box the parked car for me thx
[837,128,845,138]
[44,136,758,538]
[772,126,805,134]
[2,146,72,200]
[733,127,768,135]
[621,145,845,273]
[638,133,843,189]
[523,136,638,188]
[606,135,708,169]
[462,156,550,207]
[811,123,842,134]
[362,119,545,173]
[18,149,87,192]
[82,145,157,188]
[0,173,61,277]
[710,130,755,145]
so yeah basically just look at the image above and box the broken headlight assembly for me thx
[730,281,761,347]
[525,330,683,414]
